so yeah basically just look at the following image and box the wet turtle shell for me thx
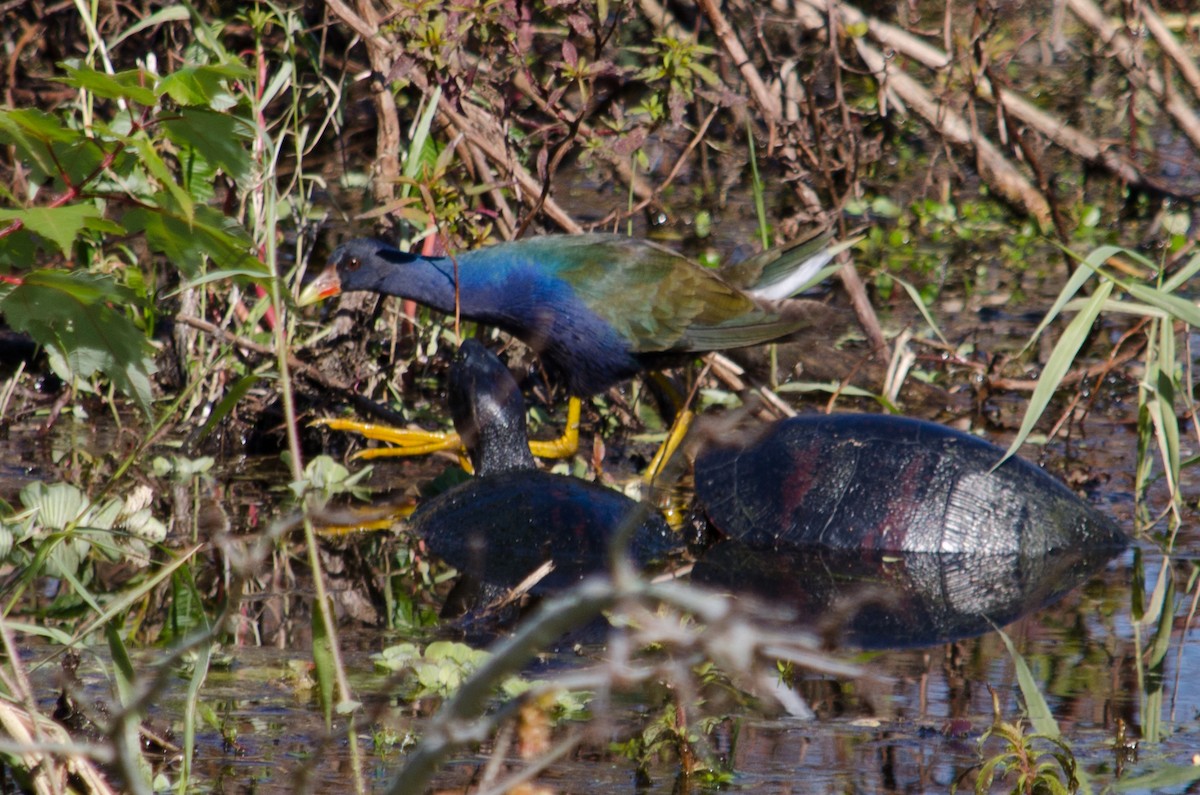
[411,470,674,602]
[410,339,676,616]
[694,414,1127,555]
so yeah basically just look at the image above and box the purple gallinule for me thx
[298,229,845,460]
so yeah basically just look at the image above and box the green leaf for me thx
[58,64,159,106]
[193,373,259,444]
[125,203,262,279]
[0,620,74,646]
[106,621,139,704]
[1146,563,1176,670]
[83,216,126,236]
[0,108,96,184]
[894,275,950,346]
[1162,249,1200,293]
[161,566,210,644]
[995,630,1095,795]
[999,280,1113,466]
[181,638,212,792]
[0,229,39,268]
[0,205,101,254]
[157,64,249,110]
[1145,321,1181,503]
[0,270,156,413]
[131,134,194,221]
[403,84,442,184]
[161,108,252,184]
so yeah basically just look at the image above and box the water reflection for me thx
[690,541,1124,649]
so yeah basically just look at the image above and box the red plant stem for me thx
[0,125,126,243]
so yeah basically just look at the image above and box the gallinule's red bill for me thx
[297,230,847,460]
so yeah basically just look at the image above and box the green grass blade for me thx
[894,275,950,346]
[1125,281,1200,326]
[1020,249,1105,355]
[996,629,1058,737]
[71,546,201,643]
[745,117,769,248]
[1114,763,1200,790]
[1147,320,1182,514]
[179,640,212,795]
[996,629,1094,795]
[312,596,336,727]
[999,280,1113,466]
[1162,249,1200,293]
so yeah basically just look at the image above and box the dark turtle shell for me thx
[411,469,675,599]
[694,414,1127,555]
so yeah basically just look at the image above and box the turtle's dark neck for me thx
[448,339,537,476]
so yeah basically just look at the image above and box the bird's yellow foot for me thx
[310,417,462,460]
[526,396,581,460]
[311,397,581,462]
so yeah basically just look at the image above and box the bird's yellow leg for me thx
[527,396,582,459]
[643,408,694,486]
[310,417,462,459]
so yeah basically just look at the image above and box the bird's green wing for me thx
[547,235,821,354]
[674,298,843,351]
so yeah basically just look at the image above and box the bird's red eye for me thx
[345,256,361,272]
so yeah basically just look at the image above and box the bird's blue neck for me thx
[377,250,550,326]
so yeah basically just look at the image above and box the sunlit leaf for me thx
[894,275,950,346]
[1124,281,1200,327]
[58,64,158,106]
[0,620,74,645]
[259,61,294,108]
[161,108,252,184]
[1163,249,1200,293]
[0,205,101,254]
[996,629,1058,736]
[0,108,101,186]
[1147,321,1181,509]
[17,481,88,532]
[404,84,442,184]
[157,64,249,110]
